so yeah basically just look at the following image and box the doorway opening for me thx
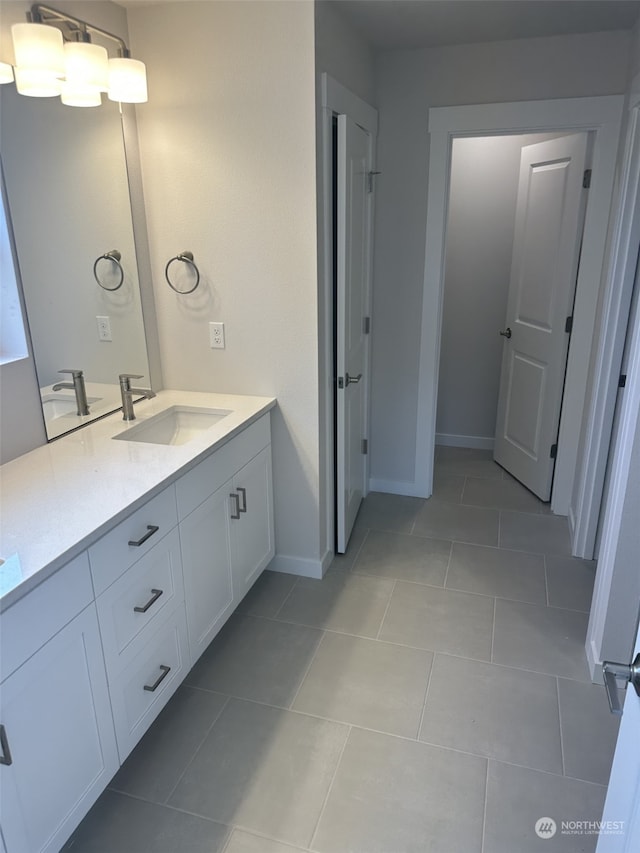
[436,130,592,505]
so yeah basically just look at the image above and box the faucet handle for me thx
[119,373,143,381]
[59,369,84,377]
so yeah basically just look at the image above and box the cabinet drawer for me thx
[96,529,184,676]
[89,486,178,595]
[108,602,189,762]
[1,553,93,683]
[176,414,271,519]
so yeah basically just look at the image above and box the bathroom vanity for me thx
[0,391,276,853]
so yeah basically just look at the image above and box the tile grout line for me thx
[544,555,550,607]
[556,677,567,777]
[162,694,233,805]
[375,579,397,640]
[416,650,436,740]
[442,540,454,589]
[308,725,353,851]
[288,630,327,710]
[272,575,301,619]
[490,597,497,663]
[480,758,490,853]
[497,510,502,548]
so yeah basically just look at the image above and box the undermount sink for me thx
[113,405,232,446]
[42,394,101,419]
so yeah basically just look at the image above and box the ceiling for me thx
[327,0,640,51]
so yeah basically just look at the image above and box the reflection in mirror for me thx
[0,83,150,439]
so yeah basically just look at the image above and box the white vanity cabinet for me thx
[0,556,119,853]
[176,414,275,663]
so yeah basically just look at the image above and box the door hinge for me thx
[583,169,592,189]
[367,170,381,194]
[619,374,627,388]
[565,315,573,334]
[550,443,558,459]
[363,316,371,334]
[361,438,368,455]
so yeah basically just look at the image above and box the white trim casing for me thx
[572,77,640,558]
[417,97,624,531]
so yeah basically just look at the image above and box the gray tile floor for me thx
[63,448,620,853]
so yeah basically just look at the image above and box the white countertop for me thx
[0,390,276,611]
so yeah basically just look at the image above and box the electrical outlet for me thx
[209,321,225,349]
[96,315,112,342]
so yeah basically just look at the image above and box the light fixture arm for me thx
[29,3,131,58]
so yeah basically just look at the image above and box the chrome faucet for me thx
[52,369,90,416]
[119,373,156,421]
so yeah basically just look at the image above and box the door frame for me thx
[572,76,640,559]
[319,74,377,565]
[416,96,623,526]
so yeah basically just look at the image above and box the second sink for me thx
[113,405,232,446]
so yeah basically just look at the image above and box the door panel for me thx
[336,114,371,552]
[494,133,589,500]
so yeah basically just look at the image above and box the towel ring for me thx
[93,250,124,291]
[165,251,200,294]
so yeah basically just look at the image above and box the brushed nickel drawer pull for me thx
[128,525,159,547]
[0,725,12,766]
[230,493,241,520]
[143,664,171,692]
[237,486,247,513]
[133,588,163,614]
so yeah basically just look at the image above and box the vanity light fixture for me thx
[2,3,147,106]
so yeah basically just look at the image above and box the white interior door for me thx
[494,134,589,500]
[597,618,640,852]
[336,114,370,553]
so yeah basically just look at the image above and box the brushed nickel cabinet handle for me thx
[237,486,247,513]
[133,588,163,614]
[143,664,171,692]
[230,493,241,520]
[0,725,12,766]
[128,525,159,547]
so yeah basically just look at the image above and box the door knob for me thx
[602,653,640,715]
[499,328,512,339]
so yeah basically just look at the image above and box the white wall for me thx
[371,30,632,488]
[127,1,321,572]
[314,1,376,559]
[437,133,564,447]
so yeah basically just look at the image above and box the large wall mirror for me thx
[0,83,150,440]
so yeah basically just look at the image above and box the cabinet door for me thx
[180,482,235,664]
[231,446,275,604]
[0,606,119,853]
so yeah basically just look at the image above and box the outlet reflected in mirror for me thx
[0,82,150,440]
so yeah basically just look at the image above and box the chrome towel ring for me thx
[93,250,124,291]
[165,251,200,294]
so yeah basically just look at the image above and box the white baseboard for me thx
[368,478,427,498]
[267,553,325,580]
[436,433,495,450]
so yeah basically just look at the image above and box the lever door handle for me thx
[602,653,640,715]
[346,372,363,386]
[499,328,512,339]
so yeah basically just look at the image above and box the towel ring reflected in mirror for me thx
[93,250,124,291]
[165,251,200,294]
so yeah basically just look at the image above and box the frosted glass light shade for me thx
[11,23,64,77]
[0,62,14,84]
[14,67,62,97]
[60,81,102,107]
[107,57,147,103]
[64,42,108,92]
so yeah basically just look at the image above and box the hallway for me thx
[64,448,620,853]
